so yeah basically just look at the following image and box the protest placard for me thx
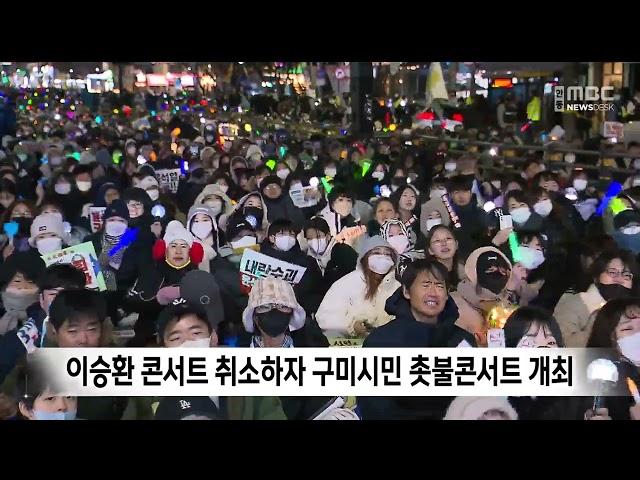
[156,169,181,194]
[41,241,106,291]
[89,207,106,233]
[239,248,307,291]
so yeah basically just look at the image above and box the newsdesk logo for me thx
[554,86,615,112]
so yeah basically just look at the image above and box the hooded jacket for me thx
[259,239,325,315]
[315,236,400,337]
[260,180,306,231]
[553,283,605,348]
[187,205,219,273]
[306,235,359,288]
[359,287,477,420]
[318,202,361,238]
[194,184,234,210]
[450,246,513,345]
[219,191,270,241]
[380,219,425,280]
[419,196,452,238]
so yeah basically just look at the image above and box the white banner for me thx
[31,348,604,398]
[239,249,307,290]
[156,169,181,194]
[289,186,320,208]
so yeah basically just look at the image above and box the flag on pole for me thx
[426,62,448,107]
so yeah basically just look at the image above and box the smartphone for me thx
[499,214,513,230]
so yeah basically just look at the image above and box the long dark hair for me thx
[504,306,564,347]
[587,297,640,348]
[589,249,639,291]
[425,224,461,287]
[361,247,397,301]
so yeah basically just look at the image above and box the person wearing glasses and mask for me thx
[554,250,637,347]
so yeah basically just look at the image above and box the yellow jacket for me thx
[527,97,541,121]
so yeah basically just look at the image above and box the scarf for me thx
[100,232,126,291]
[250,335,294,348]
[0,291,38,335]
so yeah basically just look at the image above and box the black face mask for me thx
[13,217,33,236]
[596,283,632,301]
[243,206,264,227]
[256,309,291,337]
[477,271,509,295]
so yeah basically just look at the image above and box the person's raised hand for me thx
[492,228,512,247]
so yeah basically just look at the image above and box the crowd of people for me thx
[0,82,639,421]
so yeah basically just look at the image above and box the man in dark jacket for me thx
[260,219,324,315]
[359,259,476,420]
[448,175,489,260]
[260,175,306,231]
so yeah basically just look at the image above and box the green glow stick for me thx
[610,197,628,216]
[72,152,81,161]
[361,160,371,177]
[265,159,277,170]
[321,176,333,194]
[509,231,522,263]
[112,151,122,165]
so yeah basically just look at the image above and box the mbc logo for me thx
[554,86,615,112]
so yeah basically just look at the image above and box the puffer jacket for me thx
[218,191,270,241]
[450,246,514,347]
[553,283,605,348]
[315,236,400,337]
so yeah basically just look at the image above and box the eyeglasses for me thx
[128,201,143,209]
[606,269,634,281]
[255,304,293,314]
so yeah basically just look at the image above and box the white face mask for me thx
[50,156,63,167]
[444,161,457,172]
[276,169,290,180]
[105,220,127,237]
[324,167,337,178]
[274,235,296,252]
[36,237,62,254]
[191,221,213,240]
[204,200,223,215]
[76,181,92,192]
[633,178,640,187]
[426,218,443,231]
[510,206,532,225]
[622,225,640,235]
[230,236,257,249]
[430,188,447,199]
[308,237,328,255]
[634,159,640,170]
[518,246,545,270]
[367,254,394,274]
[564,153,576,164]
[372,171,385,181]
[147,189,160,201]
[573,178,588,191]
[618,331,640,366]
[179,337,211,348]
[217,184,229,194]
[533,199,553,218]
[55,183,71,195]
[387,235,409,255]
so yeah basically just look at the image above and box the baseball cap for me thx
[154,396,220,420]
